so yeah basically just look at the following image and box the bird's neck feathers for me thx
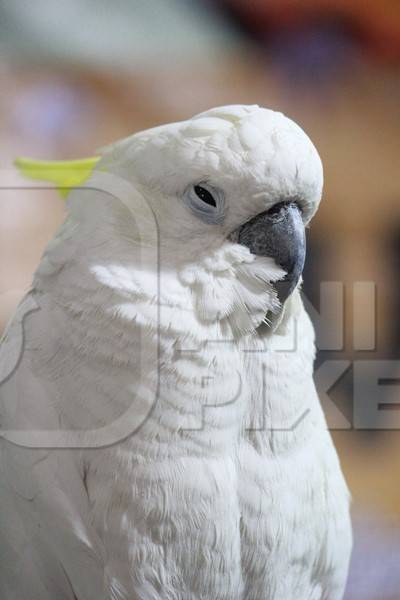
[34,207,291,345]
[176,242,285,338]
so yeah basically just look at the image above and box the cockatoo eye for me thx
[183,182,225,225]
[194,185,216,207]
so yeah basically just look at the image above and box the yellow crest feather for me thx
[14,156,101,198]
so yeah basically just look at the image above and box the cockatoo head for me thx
[95,105,322,333]
[18,105,321,334]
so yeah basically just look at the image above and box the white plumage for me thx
[0,105,352,599]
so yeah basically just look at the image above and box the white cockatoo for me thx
[0,105,352,600]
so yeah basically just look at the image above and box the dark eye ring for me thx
[194,185,216,207]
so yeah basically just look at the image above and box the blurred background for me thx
[0,1,400,597]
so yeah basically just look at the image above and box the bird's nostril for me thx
[267,200,303,219]
[267,201,287,216]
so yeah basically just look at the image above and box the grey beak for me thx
[229,201,306,304]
